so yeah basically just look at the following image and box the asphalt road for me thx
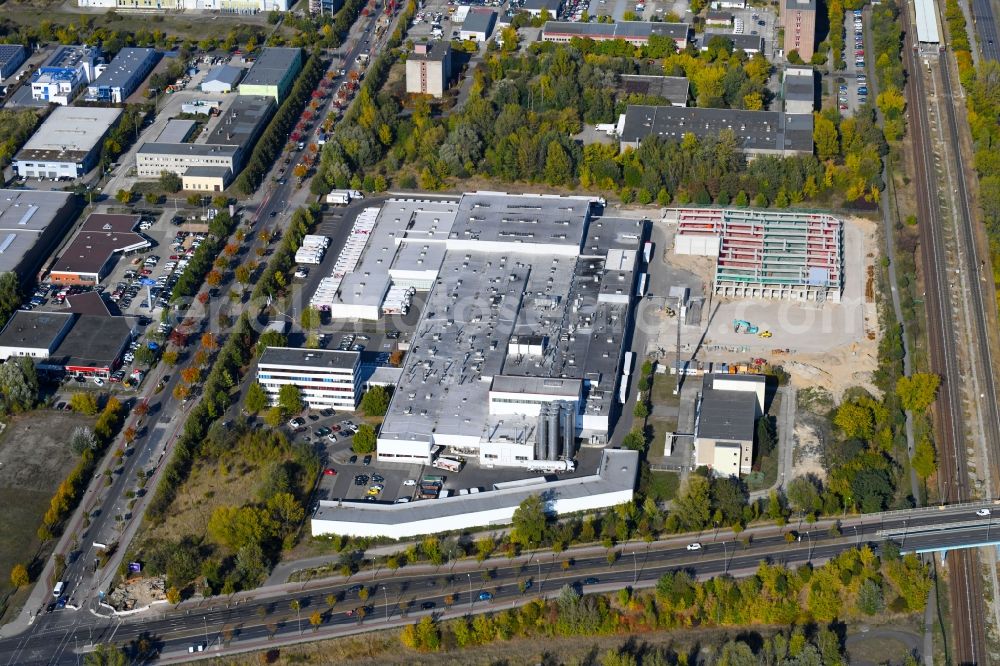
[3,501,1000,664]
[971,0,1000,61]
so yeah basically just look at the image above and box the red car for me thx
[324,468,337,476]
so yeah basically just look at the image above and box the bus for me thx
[432,456,465,473]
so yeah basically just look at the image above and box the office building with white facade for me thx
[13,107,122,180]
[31,45,102,105]
[257,347,362,410]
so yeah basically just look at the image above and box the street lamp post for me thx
[537,560,542,594]
[722,541,728,574]
[630,551,638,584]
[382,585,389,622]
[203,615,209,647]
[467,573,473,608]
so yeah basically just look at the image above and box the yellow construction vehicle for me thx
[759,330,772,339]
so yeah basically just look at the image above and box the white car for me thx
[93,377,105,386]
[977,508,992,517]
[686,542,702,551]
[402,479,417,486]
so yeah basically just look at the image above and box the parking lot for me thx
[833,9,870,115]
[730,6,778,58]
[315,444,606,505]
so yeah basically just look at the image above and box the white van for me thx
[52,581,65,597]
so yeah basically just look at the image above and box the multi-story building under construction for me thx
[672,207,843,303]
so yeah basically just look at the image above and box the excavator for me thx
[733,319,759,335]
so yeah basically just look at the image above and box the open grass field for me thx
[649,372,679,408]
[0,410,96,623]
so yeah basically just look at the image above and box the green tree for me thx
[245,381,270,414]
[159,171,182,192]
[360,385,391,417]
[672,475,711,531]
[352,423,377,454]
[912,438,937,479]
[813,113,840,161]
[9,563,28,588]
[0,355,39,412]
[511,494,549,548]
[633,401,649,419]
[277,384,303,415]
[787,476,822,514]
[70,392,99,416]
[84,644,128,666]
[834,401,875,440]
[543,140,573,186]
[115,189,134,204]
[856,578,885,615]
[896,373,940,413]
[622,428,645,451]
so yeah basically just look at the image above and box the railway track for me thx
[901,4,991,662]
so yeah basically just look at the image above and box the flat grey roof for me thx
[490,375,582,397]
[786,0,817,10]
[44,44,101,69]
[524,0,560,10]
[240,47,301,87]
[16,107,122,163]
[183,165,232,178]
[410,42,451,62]
[156,119,197,144]
[138,142,239,157]
[783,68,816,100]
[620,74,689,105]
[314,449,638,525]
[379,194,642,448]
[697,375,757,441]
[259,346,360,370]
[0,189,76,274]
[50,314,134,368]
[704,31,764,51]
[0,311,73,350]
[88,48,157,90]
[619,105,814,153]
[706,10,733,19]
[0,45,27,67]
[50,214,149,275]
[543,21,690,40]
[202,95,275,148]
[462,9,496,34]
[203,64,243,86]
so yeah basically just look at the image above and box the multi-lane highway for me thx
[3,501,1000,664]
[971,0,1000,60]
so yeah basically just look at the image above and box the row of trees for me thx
[145,314,256,523]
[252,205,317,300]
[234,51,326,195]
[39,397,125,541]
[398,546,926,656]
[170,210,237,301]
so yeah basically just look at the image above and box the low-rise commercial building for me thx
[311,449,638,539]
[782,66,817,114]
[460,8,497,41]
[0,311,75,361]
[41,313,135,379]
[200,64,243,93]
[31,45,102,105]
[13,107,122,180]
[705,10,733,26]
[522,0,561,17]
[542,21,690,49]
[405,42,452,98]
[0,45,28,80]
[238,47,302,102]
[136,95,274,188]
[694,374,765,476]
[616,105,814,157]
[0,189,81,282]
[703,31,764,54]
[257,347,362,410]
[85,47,158,103]
[47,214,151,285]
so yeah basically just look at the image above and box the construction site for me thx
[647,208,879,399]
